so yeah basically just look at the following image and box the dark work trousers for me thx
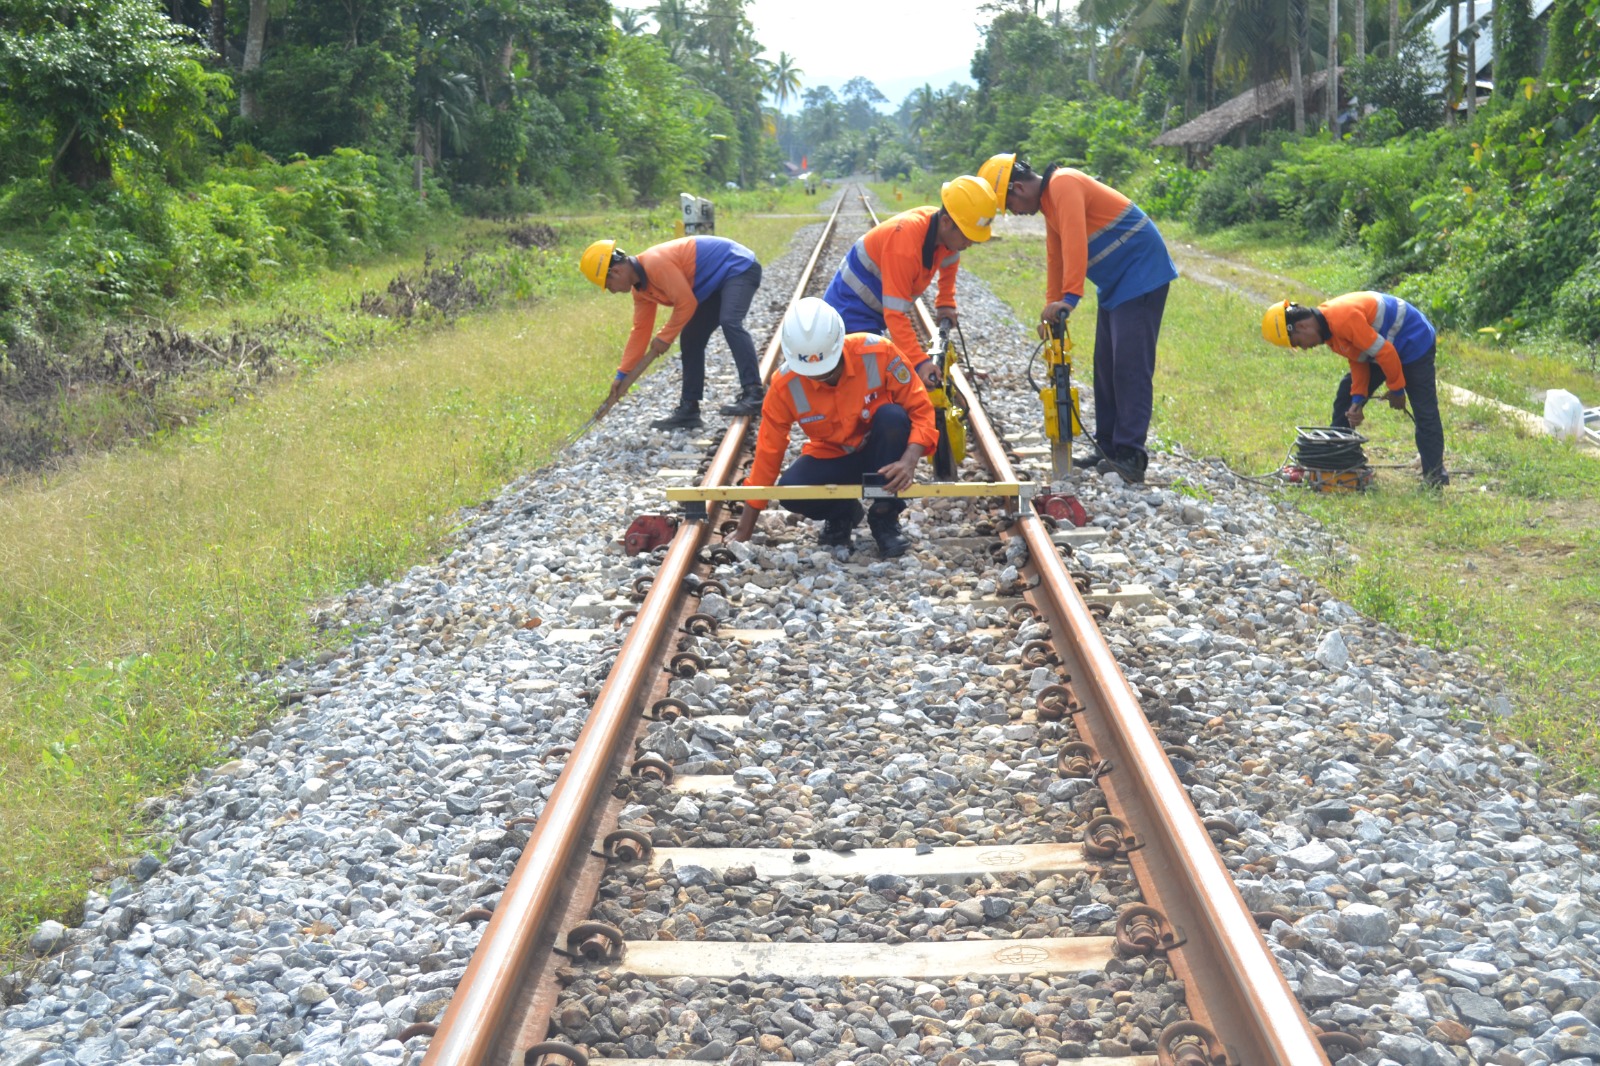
[676,263,764,406]
[1331,346,1447,483]
[1091,283,1169,458]
[776,404,911,522]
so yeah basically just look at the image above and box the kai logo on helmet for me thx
[792,350,830,365]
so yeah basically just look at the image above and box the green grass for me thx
[0,205,811,956]
[962,231,1600,786]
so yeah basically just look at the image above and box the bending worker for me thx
[979,154,1178,484]
[821,176,997,387]
[730,298,938,558]
[1262,293,1448,487]
[580,235,765,430]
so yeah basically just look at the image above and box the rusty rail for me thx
[421,190,854,1066]
[905,277,1328,1061]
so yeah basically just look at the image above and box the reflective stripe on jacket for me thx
[1320,291,1436,400]
[743,333,940,510]
[620,237,759,372]
[1042,167,1178,312]
[821,206,957,366]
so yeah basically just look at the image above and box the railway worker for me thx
[978,154,1179,484]
[729,298,939,558]
[580,235,766,430]
[1261,293,1449,487]
[821,175,997,388]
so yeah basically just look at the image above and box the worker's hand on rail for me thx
[878,455,918,493]
[728,506,760,542]
[916,361,943,390]
[1346,403,1366,429]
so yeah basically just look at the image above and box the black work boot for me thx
[649,402,703,431]
[818,501,863,548]
[1070,447,1105,470]
[867,506,910,558]
[718,384,765,417]
[1102,447,1148,484]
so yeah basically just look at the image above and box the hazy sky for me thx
[742,0,990,111]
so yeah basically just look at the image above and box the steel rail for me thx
[885,209,1327,1060]
[421,190,855,1066]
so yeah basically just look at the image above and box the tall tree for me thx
[1465,0,1476,118]
[1327,0,1338,129]
[615,7,649,35]
[1446,0,1460,121]
[767,50,803,111]
[209,0,224,60]
[241,0,269,119]
[0,0,226,186]
[1493,0,1538,97]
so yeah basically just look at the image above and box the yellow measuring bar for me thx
[666,482,1027,502]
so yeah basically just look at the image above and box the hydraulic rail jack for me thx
[1039,311,1081,480]
[927,325,969,480]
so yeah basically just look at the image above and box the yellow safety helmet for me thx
[1261,300,1293,347]
[978,153,1017,215]
[941,175,998,243]
[580,239,617,288]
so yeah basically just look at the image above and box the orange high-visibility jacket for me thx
[619,237,758,373]
[1317,292,1437,402]
[821,206,960,366]
[1042,167,1177,313]
[743,334,939,511]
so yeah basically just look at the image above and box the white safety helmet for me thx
[780,297,846,377]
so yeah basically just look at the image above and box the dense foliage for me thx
[5,0,1600,361]
[778,0,1600,351]
[0,0,791,366]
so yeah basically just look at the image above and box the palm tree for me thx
[615,7,649,35]
[768,50,804,111]
[650,0,692,61]
[907,83,938,137]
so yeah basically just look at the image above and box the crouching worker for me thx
[729,299,939,558]
[580,235,765,430]
[1261,292,1448,487]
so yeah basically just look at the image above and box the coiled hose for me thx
[1292,427,1369,472]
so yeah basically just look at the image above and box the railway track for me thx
[409,186,1337,1066]
[7,184,1591,1066]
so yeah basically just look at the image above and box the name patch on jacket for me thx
[799,413,826,424]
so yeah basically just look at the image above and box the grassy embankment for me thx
[0,187,819,955]
[958,224,1600,786]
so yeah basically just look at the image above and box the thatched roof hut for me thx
[1153,70,1337,155]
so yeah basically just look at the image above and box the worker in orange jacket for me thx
[821,176,997,386]
[1262,293,1448,486]
[730,299,939,558]
[980,154,1179,483]
[579,235,764,430]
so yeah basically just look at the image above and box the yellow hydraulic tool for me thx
[1040,311,1081,478]
[928,325,968,480]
